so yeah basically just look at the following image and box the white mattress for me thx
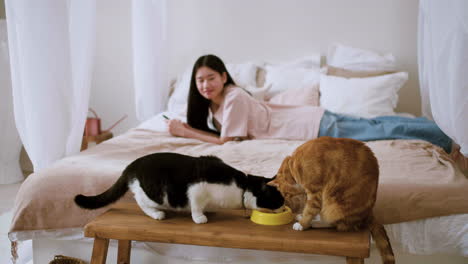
[9,212,468,264]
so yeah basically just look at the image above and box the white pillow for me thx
[167,67,191,116]
[327,43,397,73]
[263,55,321,100]
[226,62,258,88]
[167,62,259,115]
[268,83,319,106]
[319,72,408,118]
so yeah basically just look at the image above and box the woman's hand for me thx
[165,119,240,145]
[166,119,190,137]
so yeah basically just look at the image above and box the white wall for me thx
[92,0,420,136]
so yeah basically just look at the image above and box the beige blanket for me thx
[9,129,468,234]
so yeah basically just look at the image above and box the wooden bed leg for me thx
[90,237,109,264]
[346,257,364,264]
[118,240,132,264]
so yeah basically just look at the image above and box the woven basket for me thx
[49,255,87,264]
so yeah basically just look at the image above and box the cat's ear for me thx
[267,178,279,187]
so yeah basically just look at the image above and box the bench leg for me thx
[346,257,364,264]
[118,240,132,264]
[90,237,109,264]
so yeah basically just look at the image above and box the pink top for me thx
[212,85,325,140]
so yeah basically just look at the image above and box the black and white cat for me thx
[75,152,284,224]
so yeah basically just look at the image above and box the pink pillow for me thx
[268,84,319,106]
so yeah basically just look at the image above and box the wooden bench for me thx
[84,202,370,264]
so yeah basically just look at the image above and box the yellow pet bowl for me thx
[250,206,294,226]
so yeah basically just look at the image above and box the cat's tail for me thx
[369,214,395,264]
[74,172,129,210]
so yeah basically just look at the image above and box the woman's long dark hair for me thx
[187,54,236,134]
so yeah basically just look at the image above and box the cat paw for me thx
[295,214,303,221]
[293,222,304,231]
[192,214,208,224]
[149,211,165,220]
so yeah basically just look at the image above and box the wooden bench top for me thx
[84,202,370,258]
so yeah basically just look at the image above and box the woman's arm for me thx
[167,119,236,145]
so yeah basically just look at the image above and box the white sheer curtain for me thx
[5,0,96,171]
[0,20,23,184]
[132,0,169,122]
[418,0,468,155]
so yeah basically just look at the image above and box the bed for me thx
[8,129,468,263]
[9,45,468,263]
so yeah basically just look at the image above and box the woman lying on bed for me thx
[166,54,453,153]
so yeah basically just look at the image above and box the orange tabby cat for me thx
[268,136,394,264]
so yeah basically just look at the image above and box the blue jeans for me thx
[318,110,452,153]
